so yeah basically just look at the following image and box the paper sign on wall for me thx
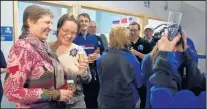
[1,26,13,41]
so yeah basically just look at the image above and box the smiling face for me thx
[28,15,53,40]
[78,15,89,32]
[22,5,54,40]
[129,24,140,41]
[57,20,78,46]
[144,28,153,39]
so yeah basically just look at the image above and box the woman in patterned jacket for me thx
[49,14,92,108]
[3,5,73,108]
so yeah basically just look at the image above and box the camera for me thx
[153,23,183,45]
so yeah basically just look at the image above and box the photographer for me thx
[149,30,206,96]
[141,30,201,108]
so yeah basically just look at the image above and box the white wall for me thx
[180,1,206,73]
[78,1,181,20]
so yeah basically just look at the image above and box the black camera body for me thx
[153,23,183,45]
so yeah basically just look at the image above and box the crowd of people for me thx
[0,4,206,109]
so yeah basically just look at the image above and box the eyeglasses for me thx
[129,29,139,32]
[61,27,77,36]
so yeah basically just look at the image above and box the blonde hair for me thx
[109,26,130,49]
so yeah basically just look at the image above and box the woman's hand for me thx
[58,89,73,102]
[88,53,99,63]
[77,59,89,75]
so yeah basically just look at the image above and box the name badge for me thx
[137,45,144,51]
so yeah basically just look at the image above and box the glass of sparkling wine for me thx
[78,52,85,61]
[67,80,76,104]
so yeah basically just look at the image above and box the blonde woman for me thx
[96,26,143,108]
[49,14,91,108]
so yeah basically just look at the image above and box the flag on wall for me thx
[128,17,137,24]
[121,18,127,24]
[112,20,120,24]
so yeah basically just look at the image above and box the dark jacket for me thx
[149,47,206,95]
[96,48,143,108]
[142,47,205,108]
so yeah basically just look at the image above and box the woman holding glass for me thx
[49,14,91,108]
[3,5,73,108]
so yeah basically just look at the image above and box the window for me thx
[16,1,72,42]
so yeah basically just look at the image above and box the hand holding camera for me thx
[157,29,187,52]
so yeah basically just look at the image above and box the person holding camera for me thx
[141,29,202,108]
[148,30,206,100]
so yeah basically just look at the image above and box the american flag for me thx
[112,20,120,24]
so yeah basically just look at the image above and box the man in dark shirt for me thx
[128,22,152,108]
[129,22,152,63]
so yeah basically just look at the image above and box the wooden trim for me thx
[13,1,18,42]
[78,3,145,36]
[148,16,167,22]
[78,3,144,17]
[77,1,81,15]
[40,1,73,7]
[140,15,149,37]
[77,5,81,15]
[143,15,149,26]
[77,3,169,37]
[69,4,75,15]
